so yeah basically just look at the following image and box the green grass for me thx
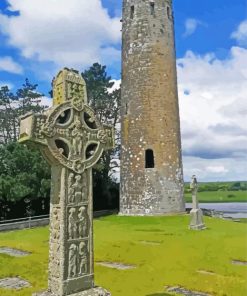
[185,190,247,203]
[0,215,247,296]
[237,218,247,224]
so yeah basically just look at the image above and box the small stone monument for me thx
[19,68,114,296]
[189,175,206,230]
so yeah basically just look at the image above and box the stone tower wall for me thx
[120,0,185,215]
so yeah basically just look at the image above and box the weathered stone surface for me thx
[19,68,113,296]
[139,240,162,246]
[120,0,185,215]
[0,247,30,257]
[190,209,206,230]
[189,176,206,230]
[0,277,31,289]
[197,270,216,275]
[96,262,136,270]
[167,286,211,296]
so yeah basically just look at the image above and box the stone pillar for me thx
[120,0,185,215]
[189,175,206,230]
[19,68,114,296]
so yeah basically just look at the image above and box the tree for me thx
[0,79,47,144]
[0,142,51,218]
[0,80,50,218]
[0,86,18,144]
[82,63,121,209]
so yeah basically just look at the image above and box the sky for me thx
[0,0,246,182]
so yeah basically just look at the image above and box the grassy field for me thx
[185,190,247,203]
[0,215,247,296]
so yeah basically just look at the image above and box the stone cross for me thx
[19,68,113,296]
[189,175,206,230]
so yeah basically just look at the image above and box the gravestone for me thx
[189,175,206,230]
[19,68,114,296]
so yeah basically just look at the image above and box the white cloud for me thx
[231,20,247,46]
[206,166,229,174]
[0,56,23,74]
[0,81,13,89]
[183,18,204,37]
[0,0,121,70]
[39,96,52,108]
[177,46,247,181]
[183,157,245,182]
[108,79,121,93]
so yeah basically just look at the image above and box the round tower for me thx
[120,0,185,215]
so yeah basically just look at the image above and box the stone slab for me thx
[0,247,30,257]
[139,240,162,246]
[0,277,31,290]
[232,259,247,266]
[96,261,136,270]
[33,287,111,296]
[167,286,211,296]
[197,270,216,275]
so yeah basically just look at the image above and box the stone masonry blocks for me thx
[120,0,185,215]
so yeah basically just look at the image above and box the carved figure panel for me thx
[68,243,77,278]
[78,241,88,275]
[68,241,89,279]
[49,207,61,280]
[68,172,76,203]
[68,208,77,240]
[78,206,88,239]
[51,207,61,241]
[49,242,61,279]
[70,120,85,156]
[68,172,88,204]
[68,206,89,240]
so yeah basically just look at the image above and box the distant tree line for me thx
[184,181,247,194]
[0,63,120,220]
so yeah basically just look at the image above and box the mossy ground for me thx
[0,215,247,296]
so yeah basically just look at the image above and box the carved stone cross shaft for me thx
[190,175,199,210]
[19,69,114,296]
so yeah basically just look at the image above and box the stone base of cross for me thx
[189,209,206,230]
[34,286,110,296]
[19,68,114,296]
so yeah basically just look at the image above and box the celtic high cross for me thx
[189,175,206,231]
[19,68,113,296]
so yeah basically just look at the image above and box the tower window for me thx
[130,5,134,19]
[150,2,155,15]
[145,149,155,168]
[167,6,171,19]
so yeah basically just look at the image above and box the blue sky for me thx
[0,0,246,181]
[0,0,246,94]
